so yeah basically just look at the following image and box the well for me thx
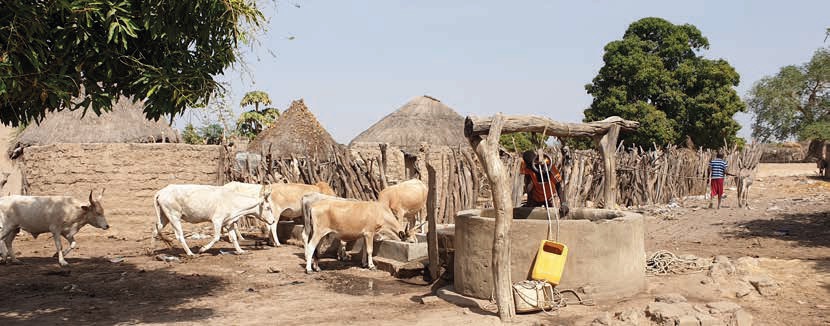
[453,207,645,301]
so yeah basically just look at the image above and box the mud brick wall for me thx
[21,143,224,219]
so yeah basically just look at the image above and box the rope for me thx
[510,281,595,315]
[646,250,712,275]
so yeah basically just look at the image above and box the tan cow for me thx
[223,181,336,246]
[0,190,108,266]
[378,179,428,242]
[301,193,406,273]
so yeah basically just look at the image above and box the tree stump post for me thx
[595,124,620,208]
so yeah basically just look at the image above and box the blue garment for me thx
[710,159,728,179]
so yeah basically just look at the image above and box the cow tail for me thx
[301,195,313,245]
[152,192,173,247]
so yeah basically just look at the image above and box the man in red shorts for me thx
[708,152,733,209]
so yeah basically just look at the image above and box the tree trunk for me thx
[594,124,620,208]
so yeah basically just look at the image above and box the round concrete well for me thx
[453,207,645,301]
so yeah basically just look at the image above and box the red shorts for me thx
[711,178,724,197]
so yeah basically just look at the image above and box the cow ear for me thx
[81,205,91,212]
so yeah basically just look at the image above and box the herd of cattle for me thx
[0,179,429,272]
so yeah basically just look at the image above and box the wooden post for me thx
[426,159,440,282]
[467,113,515,321]
[594,124,620,208]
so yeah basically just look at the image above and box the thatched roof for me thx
[10,96,179,157]
[248,99,340,159]
[350,95,468,151]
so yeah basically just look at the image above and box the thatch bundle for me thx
[248,99,340,159]
[350,95,468,152]
[10,96,179,157]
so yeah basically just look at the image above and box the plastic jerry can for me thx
[530,240,568,285]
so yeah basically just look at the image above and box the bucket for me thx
[531,240,568,285]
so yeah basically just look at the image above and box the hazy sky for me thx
[178,0,830,143]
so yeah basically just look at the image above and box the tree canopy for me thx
[499,132,547,153]
[748,48,830,141]
[240,90,272,112]
[583,17,745,149]
[0,0,264,126]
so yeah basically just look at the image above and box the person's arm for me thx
[524,174,533,194]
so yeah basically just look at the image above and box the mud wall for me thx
[453,207,646,301]
[22,143,223,219]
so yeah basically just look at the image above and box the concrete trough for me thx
[280,223,429,263]
[453,207,645,302]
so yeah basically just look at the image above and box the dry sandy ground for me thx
[0,164,827,325]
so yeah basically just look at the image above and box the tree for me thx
[200,124,225,144]
[236,107,279,139]
[0,1,264,126]
[499,132,547,152]
[240,90,272,112]
[748,48,830,141]
[182,123,204,144]
[584,17,745,149]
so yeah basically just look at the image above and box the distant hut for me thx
[248,98,340,160]
[10,96,179,158]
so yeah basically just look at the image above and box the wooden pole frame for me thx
[464,114,638,322]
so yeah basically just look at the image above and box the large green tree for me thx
[747,48,830,141]
[0,0,264,126]
[584,17,745,149]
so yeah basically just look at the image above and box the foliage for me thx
[240,90,272,112]
[499,132,547,152]
[0,0,265,126]
[583,17,745,149]
[798,121,830,141]
[748,48,830,141]
[200,123,224,144]
[182,123,204,144]
[236,107,279,139]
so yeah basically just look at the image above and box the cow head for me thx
[315,182,336,196]
[258,184,276,225]
[82,189,109,230]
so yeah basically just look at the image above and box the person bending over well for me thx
[520,150,569,217]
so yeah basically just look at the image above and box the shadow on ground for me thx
[0,257,223,325]
[723,210,830,248]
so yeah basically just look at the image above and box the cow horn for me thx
[99,188,106,201]
[88,190,94,203]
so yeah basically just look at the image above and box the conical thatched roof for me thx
[248,99,339,159]
[350,95,468,151]
[11,96,179,157]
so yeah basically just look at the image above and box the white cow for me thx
[302,193,406,273]
[152,184,276,256]
[0,190,108,266]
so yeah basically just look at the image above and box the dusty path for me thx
[0,163,827,325]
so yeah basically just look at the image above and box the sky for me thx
[177,0,830,144]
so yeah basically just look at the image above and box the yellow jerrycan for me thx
[531,240,568,285]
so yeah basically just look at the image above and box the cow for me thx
[152,184,275,256]
[378,179,428,242]
[222,181,335,246]
[301,193,406,273]
[0,190,108,266]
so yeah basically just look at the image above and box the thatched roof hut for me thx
[10,96,179,158]
[350,95,467,152]
[248,99,340,159]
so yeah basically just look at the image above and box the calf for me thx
[302,193,406,273]
[378,179,428,242]
[152,184,275,256]
[223,181,336,246]
[0,190,108,266]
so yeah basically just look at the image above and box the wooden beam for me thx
[468,113,516,321]
[465,115,639,138]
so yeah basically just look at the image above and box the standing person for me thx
[521,150,569,217]
[708,152,733,209]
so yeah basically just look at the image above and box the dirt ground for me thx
[0,163,828,325]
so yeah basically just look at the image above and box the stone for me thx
[419,295,440,304]
[655,293,688,304]
[646,302,692,325]
[696,313,723,326]
[734,282,754,298]
[435,286,489,309]
[677,315,700,326]
[747,276,782,297]
[728,309,753,326]
[616,309,643,325]
[590,312,612,326]
[706,301,741,314]
[733,257,759,276]
[708,256,736,279]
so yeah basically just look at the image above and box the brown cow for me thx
[378,179,428,242]
[301,193,406,273]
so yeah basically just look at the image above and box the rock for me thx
[733,257,760,275]
[677,315,700,326]
[655,293,688,304]
[616,309,643,325]
[154,254,180,263]
[728,309,753,326]
[696,313,722,326]
[706,301,741,314]
[419,296,440,304]
[267,266,282,274]
[708,256,735,279]
[766,206,781,212]
[646,302,693,325]
[747,276,782,297]
[734,282,754,298]
[590,312,612,326]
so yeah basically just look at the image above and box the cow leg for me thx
[199,219,224,254]
[0,226,20,264]
[52,231,68,266]
[234,223,247,241]
[228,224,245,255]
[305,229,329,273]
[61,233,78,258]
[168,216,195,256]
[363,233,376,270]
